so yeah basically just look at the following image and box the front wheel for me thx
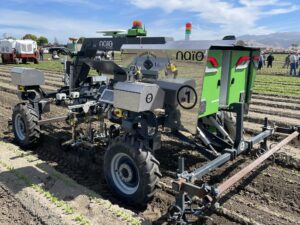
[104,136,161,207]
[12,103,41,147]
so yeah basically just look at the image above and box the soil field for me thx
[0,64,299,225]
[0,185,43,225]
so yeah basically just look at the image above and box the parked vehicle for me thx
[0,39,39,64]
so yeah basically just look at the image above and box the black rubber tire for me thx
[34,58,39,64]
[12,103,40,147]
[104,136,161,207]
[22,58,27,64]
[1,56,5,64]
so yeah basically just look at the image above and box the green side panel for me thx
[199,50,223,118]
[245,50,259,104]
[227,50,250,105]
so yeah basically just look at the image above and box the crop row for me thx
[256,74,300,84]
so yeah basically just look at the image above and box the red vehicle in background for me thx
[0,39,39,64]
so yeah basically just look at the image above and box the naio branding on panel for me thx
[99,40,113,48]
[176,51,204,61]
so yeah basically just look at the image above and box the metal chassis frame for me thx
[169,102,300,223]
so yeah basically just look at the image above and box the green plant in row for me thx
[90,196,141,225]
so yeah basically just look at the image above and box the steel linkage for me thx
[169,122,299,223]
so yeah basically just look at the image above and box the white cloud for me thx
[264,6,299,15]
[239,0,291,7]
[9,0,103,9]
[0,0,299,42]
[0,9,117,43]
[128,0,299,37]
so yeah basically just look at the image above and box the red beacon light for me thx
[185,22,192,40]
[132,20,142,29]
[185,22,192,34]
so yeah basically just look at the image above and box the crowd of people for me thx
[258,52,300,76]
[282,53,300,76]
[258,53,275,69]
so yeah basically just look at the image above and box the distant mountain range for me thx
[238,32,300,48]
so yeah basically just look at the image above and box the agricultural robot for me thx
[9,22,299,223]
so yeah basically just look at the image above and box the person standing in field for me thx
[258,53,264,70]
[266,53,274,68]
[296,53,300,69]
[289,53,297,76]
[39,48,44,61]
[282,54,290,68]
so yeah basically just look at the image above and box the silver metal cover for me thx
[120,44,208,134]
[114,82,165,112]
[11,67,45,86]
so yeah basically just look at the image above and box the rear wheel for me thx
[104,136,161,207]
[22,58,28,64]
[12,103,41,147]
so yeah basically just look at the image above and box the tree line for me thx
[2,33,85,46]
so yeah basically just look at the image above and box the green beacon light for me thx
[185,22,192,40]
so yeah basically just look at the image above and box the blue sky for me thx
[0,0,300,43]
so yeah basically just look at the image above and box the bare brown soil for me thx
[0,185,44,225]
[0,65,299,224]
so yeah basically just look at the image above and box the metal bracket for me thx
[68,100,97,113]
[223,148,237,160]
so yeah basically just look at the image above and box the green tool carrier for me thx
[199,47,259,118]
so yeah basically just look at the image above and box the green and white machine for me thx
[9,26,299,224]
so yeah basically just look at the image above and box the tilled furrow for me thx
[251,99,300,110]
[249,105,300,120]
[245,111,299,127]
[252,93,300,102]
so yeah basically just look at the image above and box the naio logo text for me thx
[176,51,204,61]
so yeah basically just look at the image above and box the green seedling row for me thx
[256,75,300,84]
[0,141,142,225]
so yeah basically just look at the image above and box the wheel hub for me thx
[111,153,139,195]
[118,163,133,183]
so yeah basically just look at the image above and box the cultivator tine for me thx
[217,131,299,195]
[209,116,234,144]
[170,131,299,224]
[196,127,220,156]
